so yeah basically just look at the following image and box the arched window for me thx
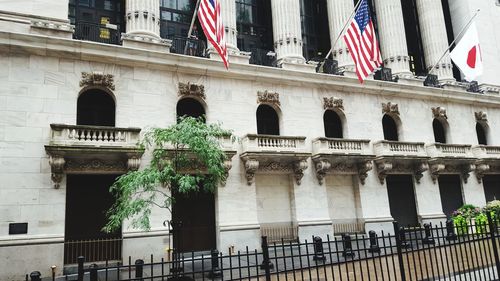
[324,110,343,138]
[176,98,205,122]
[382,115,399,141]
[433,119,447,143]
[256,104,279,135]
[476,123,488,145]
[77,89,115,126]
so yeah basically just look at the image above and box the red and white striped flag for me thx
[343,0,382,82]
[198,0,229,69]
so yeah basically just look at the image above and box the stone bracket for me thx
[429,161,475,184]
[243,158,308,186]
[48,156,65,189]
[313,158,373,185]
[475,162,491,183]
[375,159,428,184]
[375,160,393,185]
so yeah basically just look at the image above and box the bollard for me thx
[368,231,380,253]
[399,227,410,249]
[135,259,144,280]
[313,236,326,261]
[29,271,41,281]
[89,263,98,281]
[77,256,84,281]
[341,234,355,258]
[208,250,222,278]
[446,219,457,241]
[422,223,435,245]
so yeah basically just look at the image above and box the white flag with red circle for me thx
[450,22,483,81]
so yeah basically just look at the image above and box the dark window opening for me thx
[300,0,330,61]
[433,119,447,143]
[382,115,399,141]
[176,98,205,122]
[441,0,462,81]
[257,104,279,135]
[387,175,419,227]
[476,123,488,145]
[438,175,464,217]
[324,110,343,138]
[401,0,426,76]
[77,89,116,126]
[484,175,500,202]
[236,0,274,66]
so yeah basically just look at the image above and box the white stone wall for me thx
[0,0,69,20]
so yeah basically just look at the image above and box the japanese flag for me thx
[450,22,483,81]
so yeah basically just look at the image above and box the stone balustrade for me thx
[312,138,371,156]
[373,140,427,157]
[472,145,500,159]
[49,124,141,148]
[426,143,474,158]
[241,134,307,154]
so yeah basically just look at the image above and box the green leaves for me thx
[103,116,232,232]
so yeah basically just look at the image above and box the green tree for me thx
[103,116,232,232]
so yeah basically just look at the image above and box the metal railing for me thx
[64,237,122,264]
[168,36,207,58]
[246,48,275,67]
[260,223,299,244]
[332,219,365,234]
[73,21,121,45]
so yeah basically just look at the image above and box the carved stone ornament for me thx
[66,158,127,172]
[414,162,429,184]
[293,160,309,185]
[430,163,446,183]
[475,162,490,183]
[49,156,65,189]
[376,161,393,184]
[432,107,447,119]
[80,72,115,90]
[382,102,399,115]
[323,97,344,111]
[244,159,259,185]
[358,161,374,185]
[221,159,233,187]
[375,160,427,184]
[475,111,488,122]
[430,162,475,184]
[178,82,206,100]
[257,90,280,106]
[461,164,475,184]
[127,157,141,171]
[314,159,332,185]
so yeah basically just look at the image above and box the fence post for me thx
[29,271,41,281]
[260,236,274,281]
[208,249,222,278]
[341,234,355,258]
[313,236,326,261]
[368,231,380,253]
[446,219,457,241]
[135,259,144,281]
[486,212,500,277]
[393,221,407,281]
[422,223,435,245]
[77,256,84,281]
[89,264,98,281]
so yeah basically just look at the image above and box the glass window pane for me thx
[104,0,113,10]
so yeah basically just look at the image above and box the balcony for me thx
[240,134,311,185]
[73,21,121,45]
[426,144,476,183]
[373,141,429,184]
[311,138,374,185]
[45,124,144,188]
[168,36,207,58]
[472,145,500,182]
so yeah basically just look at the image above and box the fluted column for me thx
[220,0,238,53]
[416,0,454,82]
[271,0,306,66]
[373,0,412,77]
[123,0,171,51]
[326,0,355,71]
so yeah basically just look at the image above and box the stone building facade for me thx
[1,0,500,280]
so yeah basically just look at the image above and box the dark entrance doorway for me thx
[483,175,500,202]
[172,188,216,252]
[64,174,122,264]
[386,175,419,227]
[438,175,464,217]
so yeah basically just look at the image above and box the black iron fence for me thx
[27,213,500,281]
[169,36,207,58]
[73,22,121,45]
[64,237,122,264]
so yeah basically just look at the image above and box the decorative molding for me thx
[314,159,331,185]
[461,164,475,184]
[430,163,445,183]
[244,159,259,185]
[382,102,399,115]
[475,111,488,122]
[80,72,115,90]
[31,20,73,33]
[48,156,65,189]
[257,90,280,106]
[414,162,429,184]
[127,157,141,171]
[375,160,392,184]
[430,161,475,184]
[178,82,206,100]
[260,162,292,172]
[357,161,373,185]
[293,160,308,185]
[220,160,233,187]
[323,97,344,111]
[66,158,127,172]
[432,107,447,119]
[375,159,428,184]
[475,162,490,183]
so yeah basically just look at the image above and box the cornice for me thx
[1,31,500,107]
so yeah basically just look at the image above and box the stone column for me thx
[373,0,412,77]
[220,0,238,53]
[122,0,171,52]
[326,0,355,71]
[270,0,314,71]
[416,0,454,82]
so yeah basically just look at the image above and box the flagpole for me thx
[183,0,202,55]
[427,9,480,76]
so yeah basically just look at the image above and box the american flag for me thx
[343,0,382,82]
[198,0,229,68]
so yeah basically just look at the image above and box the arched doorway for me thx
[176,97,205,122]
[433,119,447,143]
[476,123,488,145]
[323,110,343,138]
[382,114,399,141]
[256,104,280,135]
[77,89,116,126]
